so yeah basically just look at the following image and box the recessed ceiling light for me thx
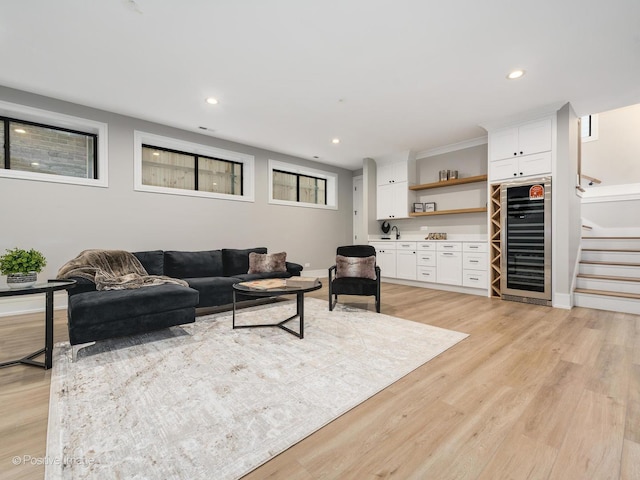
[332,138,340,144]
[152,152,160,156]
[14,128,26,133]
[205,97,218,105]
[507,69,525,80]
[30,162,39,166]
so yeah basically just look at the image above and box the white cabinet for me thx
[377,162,408,185]
[436,242,462,286]
[369,242,396,278]
[377,183,409,219]
[490,152,551,181]
[376,160,416,220]
[463,242,488,289]
[489,117,552,182]
[490,117,552,161]
[396,242,417,280]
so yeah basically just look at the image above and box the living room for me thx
[1,1,640,479]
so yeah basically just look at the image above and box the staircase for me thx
[574,235,640,314]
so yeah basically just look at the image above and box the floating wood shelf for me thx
[409,174,488,191]
[409,207,487,217]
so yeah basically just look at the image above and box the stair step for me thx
[574,288,640,300]
[577,273,640,283]
[580,260,640,267]
[582,236,640,239]
[582,248,640,253]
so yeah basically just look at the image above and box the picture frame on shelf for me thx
[413,203,424,213]
[424,202,436,212]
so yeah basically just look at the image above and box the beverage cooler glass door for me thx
[500,177,551,302]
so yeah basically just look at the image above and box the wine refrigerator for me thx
[500,176,552,306]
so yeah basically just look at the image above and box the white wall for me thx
[0,86,354,312]
[581,102,640,187]
[554,103,581,308]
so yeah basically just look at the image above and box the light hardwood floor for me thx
[1,283,639,479]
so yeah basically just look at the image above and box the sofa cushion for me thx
[164,250,223,278]
[68,284,199,326]
[183,276,238,307]
[248,252,287,274]
[222,247,267,276]
[132,250,165,276]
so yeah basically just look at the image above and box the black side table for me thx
[0,279,76,370]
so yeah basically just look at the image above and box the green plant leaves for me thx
[0,248,47,275]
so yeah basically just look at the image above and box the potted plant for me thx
[0,247,47,288]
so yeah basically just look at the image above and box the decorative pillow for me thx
[248,252,287,274]
[335,255,376,280]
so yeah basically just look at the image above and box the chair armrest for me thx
[328,265,336,281]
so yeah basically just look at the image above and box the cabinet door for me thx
[519,152,552,177]
[377,162,407,185]
[377,250,396,278]
[376,182,408,219]
[436,251,462,285]
[489,157,519,181]
[396,250,417,280]
[489,127,519,161]
[518,118,552,156]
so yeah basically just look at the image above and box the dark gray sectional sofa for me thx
[66,247,302,348]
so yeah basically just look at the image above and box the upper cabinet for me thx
[375,156,416,220]
[488,116,553,182]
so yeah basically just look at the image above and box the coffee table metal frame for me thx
[0,279,76,369]
[232,281,322,339]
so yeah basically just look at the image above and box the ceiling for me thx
[1,0,639,170]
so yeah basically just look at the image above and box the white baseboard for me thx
[301,269,327,279]
[0,293,68,317]
[553,293,573,310]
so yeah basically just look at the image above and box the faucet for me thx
[391,225,400,240]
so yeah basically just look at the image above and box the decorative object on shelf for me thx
[424,202,436,212]
[427,233,447,240]
[413,203,425,213]
[439,170,448,181]
[448,170,458,179]
[0,247,47,288]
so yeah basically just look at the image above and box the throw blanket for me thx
[57,250,189,291]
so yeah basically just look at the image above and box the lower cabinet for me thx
[369,242,396,278]
[436,242,462,286]
[396,244,417,280]
[370,240,487,290]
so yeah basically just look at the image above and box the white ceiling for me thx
[1,0,639,170]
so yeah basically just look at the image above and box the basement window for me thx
[268,160,337,209]
[134,131,255,202]
[0,100,108,187]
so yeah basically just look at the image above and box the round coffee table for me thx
[232,279,322,339]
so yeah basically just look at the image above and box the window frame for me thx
[0,100,108,187]
[268,159,337,210]
[134,131,255,202]
[581,114,599,143]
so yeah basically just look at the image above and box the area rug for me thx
[46,298,468,479]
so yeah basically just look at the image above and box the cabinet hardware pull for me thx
[470,260,479,263]
[470,277,479,281]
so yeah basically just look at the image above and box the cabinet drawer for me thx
[436,242,461,252]
[463,242,487,253]
[396,242,417,251]
[463,270,488,289]
[369,242,396,250]
[417,253,436,266]
[463,253,487,270]
[417,266,436,283]
[417,242,436,251]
